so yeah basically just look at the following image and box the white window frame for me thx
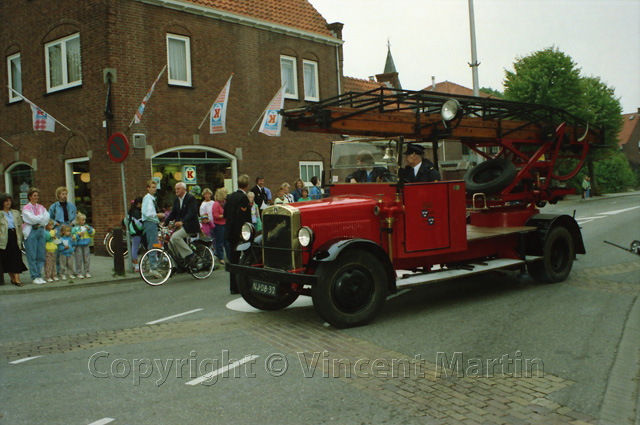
[299,161,323,187]
[45,33,82,93]
[280,55,298,99]
[7,53,22,102]
[303,60,319,102]
[166,34,192,87]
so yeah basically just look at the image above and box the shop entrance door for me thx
[65,158,92,225]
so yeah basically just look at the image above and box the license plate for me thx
[251,280,279,297]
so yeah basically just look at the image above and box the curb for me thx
[0,275,141,295]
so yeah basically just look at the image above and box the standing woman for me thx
[199,188,215,238]
[0,193,28,286]
[141,180,164,269]
[291,178,304,202]
[212,187,229,265]
[127,197,145,272]
[21,188,50,284]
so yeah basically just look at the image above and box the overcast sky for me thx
[308,0,640,113]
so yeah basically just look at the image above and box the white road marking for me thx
[146,309,203,325]
[577,206,640,224]
[88,419,115,425]
[186,355,259,386]
[9,356,42,364]
[225,296,313,312]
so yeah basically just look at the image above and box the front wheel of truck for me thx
[237,249,299,311]
[313,249,387,328]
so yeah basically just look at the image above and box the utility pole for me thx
[468,0,480,97]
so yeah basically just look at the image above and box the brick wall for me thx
[1,0,340,252]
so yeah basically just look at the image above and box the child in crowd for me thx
[298,187,312,202]
[58,225,75,280]
[273,185,287,204]
[44,219,59,282]
[72,213,94,279]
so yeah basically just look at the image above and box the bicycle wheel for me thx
[140,248,172,286]
[106,232,129,258]
[189,244,215,279]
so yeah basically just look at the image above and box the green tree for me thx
[479,87,503,98]
[503,47,632,193]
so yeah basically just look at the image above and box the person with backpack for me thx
[127,197,145,272]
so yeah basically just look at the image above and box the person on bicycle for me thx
[163,182,200,267]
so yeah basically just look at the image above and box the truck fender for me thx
[312,238,397,293]
[525,214,585,255]
[236,234,263,252]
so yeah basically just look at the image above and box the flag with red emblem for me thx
[210,75,233,134]
[258,85,285,137]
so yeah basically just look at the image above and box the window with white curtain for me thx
[7,53,22,102]
[167,34,191,86]
[280,55,298,99]
[299,161,323,186]
[303,60,319,102]
[45,33,82,93]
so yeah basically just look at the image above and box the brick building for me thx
[1,0,343,252]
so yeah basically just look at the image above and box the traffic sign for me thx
[107,132,130,163]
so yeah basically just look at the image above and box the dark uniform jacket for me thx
[224,189,251,246]
[404,159,441,183]
[164,193,199,234]
[345,167,389,183]
[250,185,269,209]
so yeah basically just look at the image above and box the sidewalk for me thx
[560,189,640,203]
[1,254,145,294]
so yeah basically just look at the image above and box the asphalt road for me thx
[0,193,638,424]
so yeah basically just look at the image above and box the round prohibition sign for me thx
[107,132,130,163]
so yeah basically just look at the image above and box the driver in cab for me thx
[163,182,200,267]
[346,150,389,183]
[403,143,441,183]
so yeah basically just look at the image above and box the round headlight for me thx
[441,99,461,121]
[241,223,254,242]
[298,226,314,248]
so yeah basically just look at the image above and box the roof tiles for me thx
[184,0,334,37]
[618,111,640,146]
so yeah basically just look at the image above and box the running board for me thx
[395,258,524,289]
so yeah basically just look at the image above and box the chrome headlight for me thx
[441,99,461,121]
[241,222,255,242]
[297,226,314,248]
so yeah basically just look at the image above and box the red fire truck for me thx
[227,88,603,328]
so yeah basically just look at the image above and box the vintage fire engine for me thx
[227,88,603,328]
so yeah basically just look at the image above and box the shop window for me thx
[152,149,233,212]
[299,161,323,187]
[167,34,191,86]
[45,33,82,93]
[280,55,298,99]
[7,53,22,102]
[4,163,34,209]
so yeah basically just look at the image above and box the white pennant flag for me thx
[210,75,233,134]
[258,86,285,137]
[30,104,55,132]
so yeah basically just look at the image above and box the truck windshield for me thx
[330,140,400,184]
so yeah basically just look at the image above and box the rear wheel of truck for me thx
[237,249,299,311]
[528,226,575,283]
[313,250,387,328]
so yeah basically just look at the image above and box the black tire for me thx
[631,240,640,255]
[313,250,387,328]
[140,248,172,286]
[528,226,575,283]
[105,232,130,258]
[189,244,215,279]
[464,158,517,195]
[237,249,300,311]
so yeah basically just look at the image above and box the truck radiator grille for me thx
[263,214,294,270]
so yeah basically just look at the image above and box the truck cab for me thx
[227,89,598,328]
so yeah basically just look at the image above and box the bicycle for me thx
[139,224,215,286]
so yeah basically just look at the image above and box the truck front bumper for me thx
[225,263,319,286]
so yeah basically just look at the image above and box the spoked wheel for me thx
[237,248,299,310]
[189,244,215,279]
[104,231,130,258]
[140,248,172,286]
[528,226,574,283]
[313,250,387,328]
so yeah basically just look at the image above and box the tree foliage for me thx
[479,87,503,98]
[503,46,633,193]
